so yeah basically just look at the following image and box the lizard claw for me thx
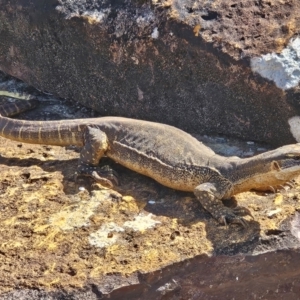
[77,164,119,187]
[219,216,228,228]
[268,186,276,193]
[97,165,119,185]
[90,171,114,188]
[218,214,248,228]
[233,206,254,219]
[285,181,295,189]
[230,216,249,228]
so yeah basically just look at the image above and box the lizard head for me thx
[231,144,300,194]
[254,144,300,191]
[270,145,300,181]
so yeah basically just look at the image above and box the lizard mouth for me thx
[280,157,300,169]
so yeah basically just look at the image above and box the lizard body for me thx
[1,97,300,226]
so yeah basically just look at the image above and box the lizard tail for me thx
[0,99,39,117]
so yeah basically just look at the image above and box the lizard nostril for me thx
[271,161,281,171]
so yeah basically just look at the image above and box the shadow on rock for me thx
[0,152,267,256]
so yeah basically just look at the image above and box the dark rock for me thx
[2,251,300,299]
[0,0,300,145]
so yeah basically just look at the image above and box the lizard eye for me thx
[285,154,300,160]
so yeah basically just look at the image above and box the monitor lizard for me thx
[1,95,300,227]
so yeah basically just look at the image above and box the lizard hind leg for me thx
[194,182,250,227]
[77,126,118,187]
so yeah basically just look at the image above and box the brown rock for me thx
[0,0,300,145]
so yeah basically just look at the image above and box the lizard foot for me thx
[97,165,119,185]
[77,164,119,187]
[232,206,254,219]
[218,209,249,228]
[194,183,249,227]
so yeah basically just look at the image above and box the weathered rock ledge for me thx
[1,1,300,299]
[1,0,300,145]
[2,250,300,299]
[0,73,299,299]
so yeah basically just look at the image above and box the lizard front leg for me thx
[194,182,251,227]
[77,126,117,186]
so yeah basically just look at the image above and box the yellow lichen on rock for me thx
[0,136,300,293]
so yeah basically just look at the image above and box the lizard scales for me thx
[1,98,300,226]
[0,115,219,191]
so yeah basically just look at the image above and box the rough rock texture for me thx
[1,0,300,145]
[2,251,300,299]
[0,73,300,299]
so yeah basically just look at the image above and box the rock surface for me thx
[1,0,300,145]
[0,73,300,299]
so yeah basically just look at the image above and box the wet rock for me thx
[0,1,300,145]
